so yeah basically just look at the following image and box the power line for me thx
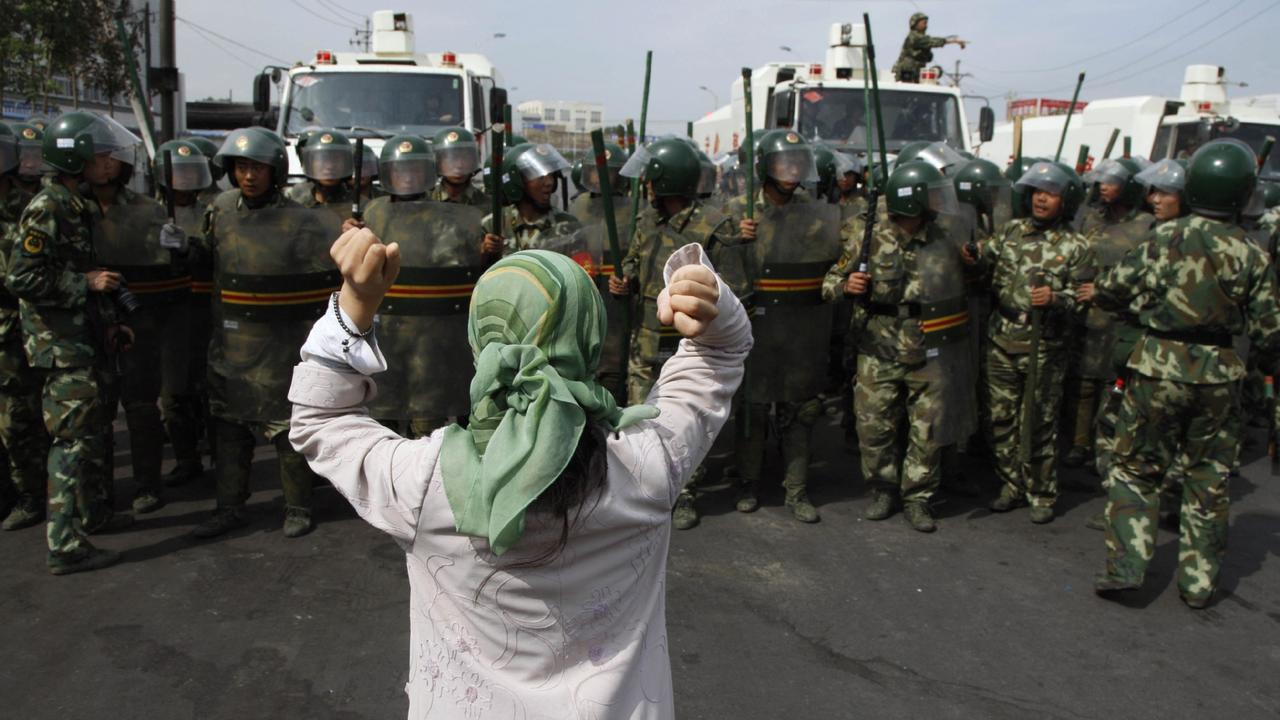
[317,0,364,22]
[182,23,260,71]
[289,0,355,29]
[968,0,1207,76]
[175,16,290,65]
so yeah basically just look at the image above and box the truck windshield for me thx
[796,87,963,153]
[283,72,465,137]
[1160,121,1280,181]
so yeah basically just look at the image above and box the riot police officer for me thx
[286,127,356,223]
[429,127,489,207]
[480,143,581,263]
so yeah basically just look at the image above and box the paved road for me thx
[2,415,1278,719]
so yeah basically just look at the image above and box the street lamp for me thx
[698,85,719,112]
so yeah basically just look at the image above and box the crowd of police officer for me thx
[2,108,1279,609]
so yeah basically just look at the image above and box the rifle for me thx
[591,129,631,384]
[1054,72,1085,163]
[1020,271,1046,464]
[351,138,364,222]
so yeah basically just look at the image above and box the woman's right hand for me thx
[658,264,720,338]
[331,227,401,333]
[85,269,122,292]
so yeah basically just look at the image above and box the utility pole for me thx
[350,17,371,52]
[950,60,973,91]
[158,0,176,141]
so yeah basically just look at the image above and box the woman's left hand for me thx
[331,227,401,333]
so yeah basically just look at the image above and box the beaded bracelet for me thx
[332,292,373,351]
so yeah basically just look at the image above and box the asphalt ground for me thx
[2,410,1278,719]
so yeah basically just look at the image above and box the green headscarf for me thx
[440,250,659,555]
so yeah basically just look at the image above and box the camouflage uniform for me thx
[480,205,582,255]
[0,182,49,520]
[429,179,490,209]
[1067,205,1154,460]
[196,189,327,524]
[159,195,217,477]
[892,30,948,82]
[92,185,191,507]
[723,188,840,507]
[6,177,119,558]
[1093,215,1280,604]
[623,201,735,405]
[978,218,1093,509]
[822,217,966,505]
[571,192,634,402]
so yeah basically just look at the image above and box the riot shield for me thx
[212,207,339,422]
[748,200,842,402]
[94,197,192,305]
[573,198,634,383]
[533,226,604,279]
[917,217,976,447]
[1078,215,1151,379]
[362,198,485,422]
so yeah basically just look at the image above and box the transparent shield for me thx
[620,145,651,179]
[158,154,213,191]
[581,164,621,194]
[379,157,436,196]
[301,144,354,180]
[916,142,967,176]
[928,181,960,216]
[917,220,976,446]
[435,144,479,179]
[514,144,571,180]
[991,184,1014,231]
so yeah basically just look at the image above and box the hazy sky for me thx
[177,0,1280,132]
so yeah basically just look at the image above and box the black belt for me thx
[996,304,1031,325]
[868,301,920,319]
[1148,328,1233,348]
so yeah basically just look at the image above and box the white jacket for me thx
[288,244,750,719]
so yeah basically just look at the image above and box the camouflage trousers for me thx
[985,343,1068,508]
[0,339,50,506]
[735,398,822,494]
[160,301,212,471]
[627,323,681,406]
[1102,376,1237,603]
[854,354,943,503]
[213,417,316,512]
[32,366,111,555]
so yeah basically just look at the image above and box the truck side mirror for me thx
[490,88,508,125]
[979,106,994,143]
[253,73,271,114]
[773,90,795,129]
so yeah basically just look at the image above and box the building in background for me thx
[516,99,605,158]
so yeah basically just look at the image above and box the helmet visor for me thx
[300,143,353,181]
[581,163,621,194]
[380,157,435,196]
[766,147,819,184]
[17,144,45,177]
[697,161,716,196]
[927,180,960,216]
[361,145,379,178]
[1243,185,1267,219]
[82,114,143,162]
[1135,158,1186,195]
[1084,158,1131,186]
[158,152,213,191]
[1015,161,1070,196]
[514,144,571,181]
[835,151,861,177]
[915,142,967,176]
[435,145,479,179]
[620,145,651,179]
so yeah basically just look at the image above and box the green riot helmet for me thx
[570,160,585,193]
[378,134,436,197]
[755,129,818,185]
[885,160,958,218]
[913,141,968,177]
[813,143,839,200]
[42,111,141,175]
[620,137,701,199]
[1006,155,1046,218]
[954,157,1013,228]
[1014,160,1085,222]
[1084,157,1143,207]
[500,142,571,204]
[154,139,213,191]
[895,140,933,166]
[185,136,225,183]
[581,142,626,194]
[1134,158,1187,197]
[1185,139,1258,219]
[296,128,353,181]
[432,127,481,181]
[1262,181,1280,210]
[679,138,718,197]
[11,123,46,179]
[215,127,289,188]
[0,124,17,174]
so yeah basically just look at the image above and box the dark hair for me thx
[475,424,608,599]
